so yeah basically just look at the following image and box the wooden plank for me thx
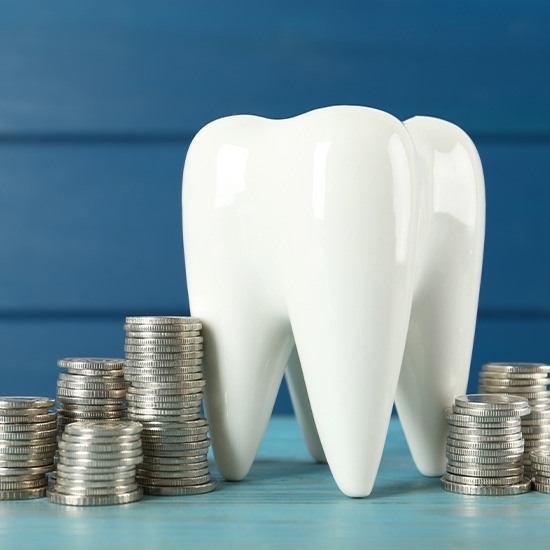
[1,316,548,414]
[0,140,548,312]
[0,0,548,135]
[1,416,550,547]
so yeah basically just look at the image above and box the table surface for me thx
[1,415,549,549]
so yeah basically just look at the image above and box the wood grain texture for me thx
[0,416,549,548]
[0,0,548,135]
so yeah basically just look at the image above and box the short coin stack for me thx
[529,450,550,493]
[479,362,550,476]
[0,397,57,500]
[441,394,532,495]
[47,420,143,506]
[124,316,217,495]
[56,358,128,435]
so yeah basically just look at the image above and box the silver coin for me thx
[443,472,523,486]
[128,405,202,415]
[142,439,209,451]
[142,480,216,496]
[452,405,530,418]
[479,384,549,394]
[57,462,136,475]
[125,331,201,339]
[532,481,550,493]
[55,483,138,497]
[446,464,524,477]
[124,322,202,332]
[524,409,550,420]
[125,352,204,361]
[454,394,530,411]
[127,390,203,402]
[128,412,201,422]
[445,409,522,425]
[446,444,523,457]
[446,451,523,465]
[57,381,128,392]
[479,376,549,386]
[0,437,58,448]
[529,450,550,465]
[125,337,204,346]
[482,363,550,374]
[0,442,57,455]
[141,454,206,464]
[124,373,203,383]
[55,473,135,486]
[0,486,48,500]
[137,473,211,486]
[58,358,124,370]
[447,427,522,440]
[440,475,531,495]
[0,429,58,441]
[65,420,143,437]
[140,419,207,432]
[130,380,204,391]
[522,425,550,434]
[58,445,142,458]
[61,433,141,444]
[58,456,143,468]
[0,477,49,490]
[0,464,54,477]
[142,434,208,445]
[0,397,55,409]
[126,316,201,325]
[57,387,127,399]
[479,369,549,384]
[57,396,126,406]
[58,412,127,422]
[532,474,550,485]
[47,486,143,506]
[0,420,57,433]
[59,441,141,453]
[124,360,203,369]
[481,389,550,401]
[128,386,205,397]
[58,404,127,413]
[0,456,54,468]
[125,342,203,352]
[136,465,209,477]
[0,408,52,418]
[446,437,524,450]
[66,368,124,377]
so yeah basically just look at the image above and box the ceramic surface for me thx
[182,106,485,497]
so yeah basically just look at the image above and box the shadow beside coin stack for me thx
[479,362,550,479]
[48,420,143,506]
[124,316,217,495]
[0,397,57,500]
[441,394,532,495]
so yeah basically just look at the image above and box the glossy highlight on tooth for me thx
[182,106,485,497]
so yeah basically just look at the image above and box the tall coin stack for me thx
[441,394,532,495]
[124,316,217,495]
[56,358,128,435]
[48,420,143,506]
[0,397,57,500]
[479,362,550,476]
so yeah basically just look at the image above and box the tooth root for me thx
[286,346,326,463]
[287,120,419,497]
[198,302,294,480]
[396,117,485,476]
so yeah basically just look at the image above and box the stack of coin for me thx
[124,316,217,495]
[441,394,532,495]
[529,450,550,493]
[47,420,143,506]
[0,397,57,500]
[479,362,550,475]
[56,358,128,435]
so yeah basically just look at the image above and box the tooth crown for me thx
[182,106,485,497]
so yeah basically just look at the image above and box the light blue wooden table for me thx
[0,416,549,549]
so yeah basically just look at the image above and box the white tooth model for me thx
[182,106,485,497]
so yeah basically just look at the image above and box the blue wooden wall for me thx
[0,1,549,413]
